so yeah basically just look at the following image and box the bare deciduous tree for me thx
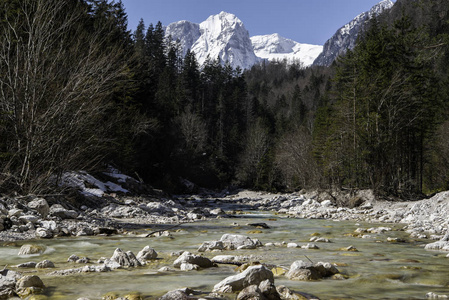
[275,127,319,190]
[236,119,270,187]
[0,0,129,193]
[178,109,207,155]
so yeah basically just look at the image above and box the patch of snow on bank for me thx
[60,169,129,197]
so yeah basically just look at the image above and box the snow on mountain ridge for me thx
[339,0,394,36]
[165,20,200,57]
[314,0,394,66]
[166,12,322,69]
[251,33,322,67]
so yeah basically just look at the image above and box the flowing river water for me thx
[2,211,449,299]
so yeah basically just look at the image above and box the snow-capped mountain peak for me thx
[201,11,241,38]
[251,33,323,66]
[166,11,259,69]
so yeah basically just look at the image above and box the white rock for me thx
[36,259,55,268]
[302,243,319,250]
[35,227,53,239]
[136,246,158,261]
[173,251,214,269]
[8,209,23,217]
[321,200,333,207]
[19,215,39,224]
[27,198,49,218]
[212,265,274,293]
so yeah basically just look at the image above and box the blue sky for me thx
[120,0,391,45]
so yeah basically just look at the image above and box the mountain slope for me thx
[313,0,395,66]
[251,33,322,67]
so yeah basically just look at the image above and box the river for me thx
[2,211,449,299]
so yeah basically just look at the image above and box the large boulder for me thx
[136,246,158,262]
[198,240,224,252]
[173,252,215,270]
[213,265,274,293]
[18,244,46,256]
[35,260,55,269]
[211,255,250,264]
[0,269,21,299]
[258,279,281,300]
[237,279,281,300]
[286,260,339,281]
[35,227,53,239]
[27,198,49,218]
[236,285,264,300]
[106,248,141,268]
[158,289,189,300]
[220,234,262,250]
[15,275,45,297]
[49,204,78,219]
[18,215,39,225]
[424,241,449,251]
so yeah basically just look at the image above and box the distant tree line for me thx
[1,0,449,198]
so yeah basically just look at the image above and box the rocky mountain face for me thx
[313,0,395,66]
[165,20,201,58]
[251,33,322,67]
[165,12,322,69]
[166,11,259,70]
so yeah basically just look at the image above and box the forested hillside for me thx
[1,0,448,198]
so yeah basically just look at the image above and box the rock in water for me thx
[15,275,45,297]
[35,260,55,269]
[159,289,189,300]
[220,234,262,250]
[0,269,21,298]
[109,248,141,268]
[213,265,274,293]
[136,246,158,262]
[173,251,215,269]
[18,244,45,255]
[286,260,339,281]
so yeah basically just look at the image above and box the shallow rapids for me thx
[2,212,449,299]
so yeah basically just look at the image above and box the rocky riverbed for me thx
[1,172,449,299]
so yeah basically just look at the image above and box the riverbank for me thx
[1,184,449,244]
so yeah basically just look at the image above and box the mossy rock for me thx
[311,232,321,237]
